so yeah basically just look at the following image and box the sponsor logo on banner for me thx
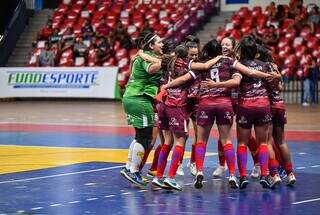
[0,67,120,99]
[7,71,98,89]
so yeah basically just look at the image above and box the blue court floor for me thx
[0,128,320,215]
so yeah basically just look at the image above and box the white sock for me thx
[125,139,136,170]
[130,142,145,173]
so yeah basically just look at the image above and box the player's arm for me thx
[162,71,197,89]
[233,60,270,78]
[201,74,242,89]
[148,62,162,73]
[137,50,161,63]
[265,63,283,89]
[190,56,224,70]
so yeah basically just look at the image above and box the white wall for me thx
[220,0,319,11]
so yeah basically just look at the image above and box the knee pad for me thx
[135,127,153,150]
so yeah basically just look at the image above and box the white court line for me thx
[86,198,98,201]
[292,198,320,205]
[104,195,115,198]
[0,165,125,184]
[50,204,61,207]
[296,167,306,169]
[68,201,80,204]
[121,192,131,195]
[311,165,320,168]
[31,207,43,210]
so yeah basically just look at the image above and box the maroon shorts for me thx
[158,104,189,135]
[236,105,272,129]
[196,104,234,126]
[271,108,287,125]
[186,99,198,121]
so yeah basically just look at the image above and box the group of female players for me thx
[120,31,296,191]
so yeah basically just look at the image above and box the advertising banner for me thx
[0,67,121,99]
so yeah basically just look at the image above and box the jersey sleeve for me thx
[141,59,152,72]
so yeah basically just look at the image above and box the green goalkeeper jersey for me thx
[123,51,162,99]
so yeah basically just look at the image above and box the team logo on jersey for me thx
[238,115,247,124]
[169,117,179,126]
[253,80,262,88]
[224,111,232,120]
[199,111,208,119]
[262,114,272,123]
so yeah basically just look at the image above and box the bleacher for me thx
[28,0,216,88]
[215,3,320,81]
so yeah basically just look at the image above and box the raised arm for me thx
[233,61,270,78]
[162,72,194,89]
[201,75,241,89]
[137,50,161,64]
[148,62,162,73]
[190,56,223,70]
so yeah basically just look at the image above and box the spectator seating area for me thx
[28,0,216,88]
[215,2,320,80]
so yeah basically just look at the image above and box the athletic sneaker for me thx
[128,172,148,186]
[260,176,270,188]
[120,167,132,183]
[286,172,296,186]
[267,174,281,188]
[212,165,227,178]
[152,177,171,189]
[250,164,261,179]
[239,176,249,189]
[164,177,182,191]
[176,164,185,176]
[189,162,197,176]
[141,174,150,183]
[229,175,239,189]
[194,171,204,189]
[278,167,287,180]
[147,169,157,177]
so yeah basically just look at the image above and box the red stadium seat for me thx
[300,26,312,38]
[294,45,307,58]
[103,57,116,66]
[71,4,83,14]
[282,19,294,30]
[57,4,69,13]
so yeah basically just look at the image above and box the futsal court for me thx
[0,101,319,215]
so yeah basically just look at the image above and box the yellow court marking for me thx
[0,145,216,175]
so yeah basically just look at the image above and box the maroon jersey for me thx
[165,58,193,107]
[198,58,241,106]
[238,59,270,107]
[266,63,285,109]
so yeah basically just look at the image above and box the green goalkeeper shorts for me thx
[122,96,154,128]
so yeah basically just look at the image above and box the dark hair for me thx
[185,35,200,45]
[240,35,257,60]
[162,39,176,55]
[135,30,151,49]
[200,39,222,61]
[185,41,198,49]
[143,32,157,51]
[161,45,188,79]
[256,45,274,63]
[174,44,188,59]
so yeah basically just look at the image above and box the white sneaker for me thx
[228,175,239,189]
[302,102,310,107]
[194,171,204,189]
[176,164,185,176]
[189,162,197,176]
[250,164,261,179]
[267,174,282,188]
[212,165,226,178]
[286,172,296,186]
